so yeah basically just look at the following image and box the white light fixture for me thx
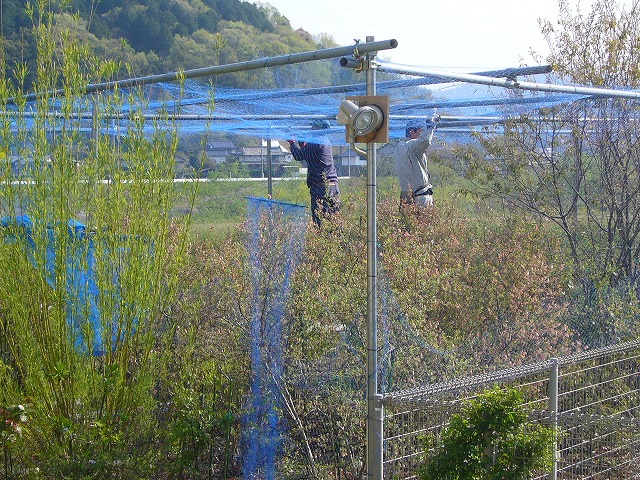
[338,100,384,136]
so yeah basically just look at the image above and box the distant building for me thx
[334,143,398,176]
[334,145,365,176]
[239,139,293,177]
[205,141,238,164]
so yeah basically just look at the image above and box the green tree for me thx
[0,0,282,88]
[168,29,226,71]
[419,387,555,480]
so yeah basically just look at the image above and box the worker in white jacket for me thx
[393,114,439,207]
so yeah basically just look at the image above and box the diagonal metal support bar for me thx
[17,39,398,102]
[378,61,640,100]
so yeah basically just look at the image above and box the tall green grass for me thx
[0,6,195,477]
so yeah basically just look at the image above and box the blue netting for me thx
[6,60,600,147]
[242,196,307,480]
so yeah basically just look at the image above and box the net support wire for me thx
[12,64,557,127]
[21,65,551,114]
[8,111,515,123]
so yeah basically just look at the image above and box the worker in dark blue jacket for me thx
[288,119,340,226]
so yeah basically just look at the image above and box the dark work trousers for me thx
[309,182,340,226]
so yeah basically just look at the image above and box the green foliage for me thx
[0,10,194,478]
[541,0,640,87]
[419,387,555,480]
[0,0,345,90]
[0,402,30,479]
[163,230,249,477]
[165,360,239,477]
[210,157,251,180]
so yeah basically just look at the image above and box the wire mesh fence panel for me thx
[553,345,640,479]
[383,401,461,480]
[383,341,640,480]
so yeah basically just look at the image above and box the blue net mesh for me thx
[7,59,598,149]
[242,196,307,480]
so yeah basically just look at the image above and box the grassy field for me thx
[174,175,402,238]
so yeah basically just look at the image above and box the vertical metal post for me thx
[260,140,265,179]
[91,94,98,149]
[267,138,273,197]
[365,35,383,480]
[549,358,559,480]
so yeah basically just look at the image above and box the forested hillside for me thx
[0,0,346,89]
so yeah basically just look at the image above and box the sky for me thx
[256,0,618,71]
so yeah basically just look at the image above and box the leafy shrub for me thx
[420,387,554,480]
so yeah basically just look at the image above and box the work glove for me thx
[425,118,438,130]
[425,112,441,129]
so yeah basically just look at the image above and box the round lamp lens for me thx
[354,110,374,133]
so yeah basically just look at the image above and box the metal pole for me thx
[267,138,273,197]
[549,358,559,480]
[91,95,98,148]
[378,62,640,100]
[364,36,383,480]
[260,140,265,178]
[17,39,398,102]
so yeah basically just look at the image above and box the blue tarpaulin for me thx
[1,215,106,355]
